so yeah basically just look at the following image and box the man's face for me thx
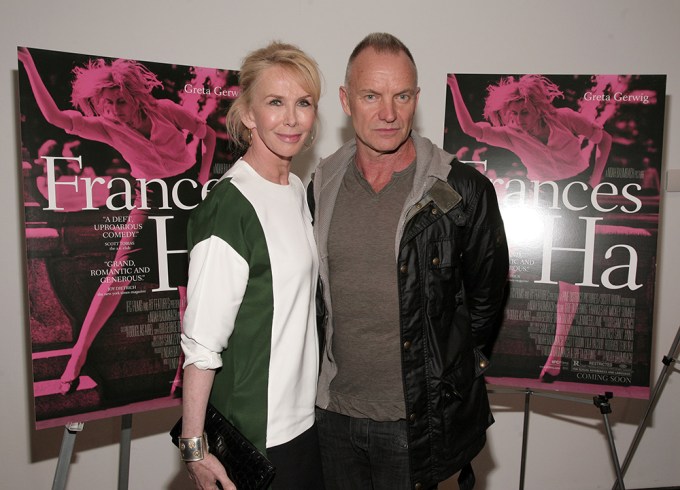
[340,48,419,158]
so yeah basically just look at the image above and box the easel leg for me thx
[611,324,680,490]
[52,423,84,490]
[118,414,133,490]
[490,388,628,489]
[594,394,625,490]
[519,390,532,490]
[50,416,133,490]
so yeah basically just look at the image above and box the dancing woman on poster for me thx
[447,74,612,381]
[18,47,216,394]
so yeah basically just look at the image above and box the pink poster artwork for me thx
[18,47,240,428]
[444,74,666,399]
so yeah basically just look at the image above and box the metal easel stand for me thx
[611,324,680,490]
[488,388,626,490]
[118,414,133,490]
[51,414,133,490]
[52,422,83,490]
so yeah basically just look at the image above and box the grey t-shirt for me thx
[327,160,415,421]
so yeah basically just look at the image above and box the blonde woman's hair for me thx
[71,58,163,127]
[483,75,564,127]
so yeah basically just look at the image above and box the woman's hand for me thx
[18,47,74,130]
[198,126,217,185]
[588,130,612,188]
[186,454,235,490]
[447,74,484,140]
[446,73,459,93]
[181,366,226,488]
[18,47,34,67]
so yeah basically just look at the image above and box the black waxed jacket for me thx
[312,133,509,490]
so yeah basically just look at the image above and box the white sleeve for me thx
[180,235,249,370]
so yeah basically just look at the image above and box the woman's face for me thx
[99,87,136,125]
[503,100,541,134]
[242,66,316,161]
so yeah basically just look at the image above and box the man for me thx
[311,33,509,490]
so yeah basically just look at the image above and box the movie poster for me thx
[18,47,240,428]
[444,74,666,399]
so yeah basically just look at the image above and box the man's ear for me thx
[339,86,352,117]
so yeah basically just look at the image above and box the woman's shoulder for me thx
[551,106,601,132]
[553,106,579,116]
[198,164,262,215]
[188,177,252,237]
[198,174,245,210]
[153,97,180,111]
[152,98,201,123]
[552,106,587,123]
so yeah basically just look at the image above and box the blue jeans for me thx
[316,408,435,490]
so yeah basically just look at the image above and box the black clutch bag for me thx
[170,403,276,490]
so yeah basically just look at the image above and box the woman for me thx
[448,74,612,381]
[179,42,324,490]
[18,48,216,394]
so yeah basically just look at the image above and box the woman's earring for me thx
[303,129,316,150]
[248,129,253,146]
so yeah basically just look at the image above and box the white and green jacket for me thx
[181,158,319,454]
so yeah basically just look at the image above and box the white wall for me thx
[1,1,679,489]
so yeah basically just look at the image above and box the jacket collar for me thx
[315,132,459,259]
[407,132,459,215]
[317,131,453,192]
